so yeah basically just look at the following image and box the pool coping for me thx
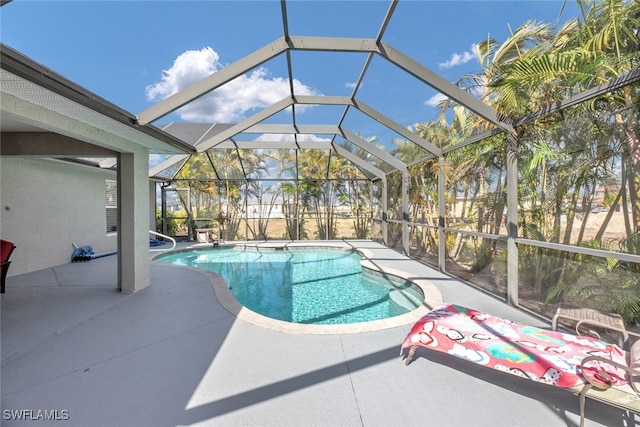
[153,241,443,335]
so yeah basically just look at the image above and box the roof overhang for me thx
[0,43,196,157]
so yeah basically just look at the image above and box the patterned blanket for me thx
[401,304,627,388]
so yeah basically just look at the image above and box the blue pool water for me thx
[155,247,423,325]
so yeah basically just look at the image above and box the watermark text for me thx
[3,409,70,421]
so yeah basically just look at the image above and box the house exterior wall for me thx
[0,157,117,276]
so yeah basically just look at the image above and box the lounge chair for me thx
[1,239,16,293]
[401,303,640,427]
[551,304,640,426]
[552,304,629,348]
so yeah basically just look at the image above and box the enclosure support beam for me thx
[149,154,189,178]
[506,132,519,306]
[382,177,388,246]
[197,97,294,151]
[341,127,407,172]
[218,189,223,243]
[333,145,385,179]
[244,124,340,134]
[161,183,168,236]
[352,99,442,155]
[244,186,249,240]
[376,41,514,134]
[402,170,410,256]
[370,183,375,243]
[438,156,446,272]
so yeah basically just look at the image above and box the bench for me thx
[551,304,640,426]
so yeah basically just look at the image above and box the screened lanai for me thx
[134,0,640,323]
[141,0,512,244]
[1,0,639,323]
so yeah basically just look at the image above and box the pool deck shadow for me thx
[1,240,635,426]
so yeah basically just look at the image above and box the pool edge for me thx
[153,241,444,335]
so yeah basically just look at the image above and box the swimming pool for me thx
[155,246,424,326]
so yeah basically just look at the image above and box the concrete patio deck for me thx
[1,240,635,426]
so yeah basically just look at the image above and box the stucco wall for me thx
[0,157,118,276]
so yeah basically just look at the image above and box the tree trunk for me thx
[594,190,622,242]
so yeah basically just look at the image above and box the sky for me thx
[1,0,580,154]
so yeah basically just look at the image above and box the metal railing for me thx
[149,230,176,252]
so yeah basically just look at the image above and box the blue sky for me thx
[1,1,579,151]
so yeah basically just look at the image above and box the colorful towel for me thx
[401,304,627,388]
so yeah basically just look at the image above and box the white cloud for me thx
[145,47,320,123]
[255,133,331,143]
[255,133,296,142]
[345,81,358,89]
[146,47,220,99]
[424,93,448,107]
[438,44,477,69]
[298,134,332,143]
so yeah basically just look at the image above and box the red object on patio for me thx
[401,303,627,388]
[400,303,640,427]
[1,239,16,294]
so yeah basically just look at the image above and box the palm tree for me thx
[441,19,559,118]
[575,0,640,253]
[208,149,245,241]
[490,0,640,317]
[297,149,337,239]
[334,141,373,239]
[266,148,300,240]
[173,153,219,237]
[493,0,640,246]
